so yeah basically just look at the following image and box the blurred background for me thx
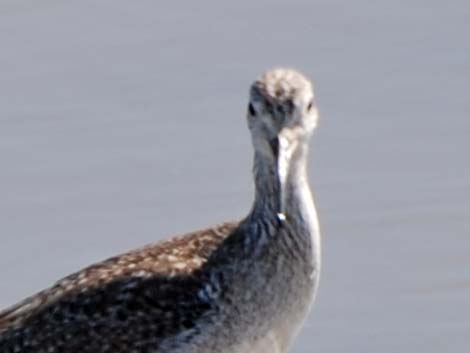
[1,0,469,352]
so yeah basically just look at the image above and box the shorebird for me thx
[0,68,321,353]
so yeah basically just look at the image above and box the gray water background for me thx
[1,1,469,352]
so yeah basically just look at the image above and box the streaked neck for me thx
[250,140,315,227]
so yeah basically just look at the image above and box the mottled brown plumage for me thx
[0,68,321,353]
[0,223,237,333]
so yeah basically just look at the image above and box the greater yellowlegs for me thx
[0,68,321,353]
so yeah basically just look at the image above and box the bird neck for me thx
[250,140,316,230]
[244,138,320,272]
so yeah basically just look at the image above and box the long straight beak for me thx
[275,134,293,222]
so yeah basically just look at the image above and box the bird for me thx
[0,68,321,353]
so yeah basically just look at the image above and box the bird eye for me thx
[248,103,256,116]
[306,100,314,112]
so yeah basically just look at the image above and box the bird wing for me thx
[0,222,238,334]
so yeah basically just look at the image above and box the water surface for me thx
[1,1,469,352]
